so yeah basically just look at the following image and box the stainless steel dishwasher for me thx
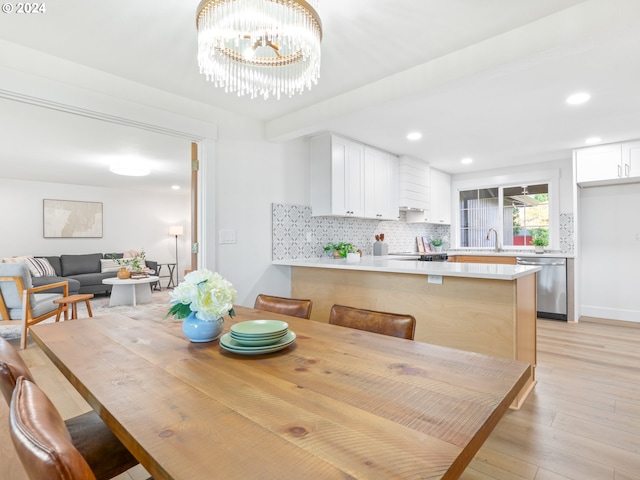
[516,256,567,321]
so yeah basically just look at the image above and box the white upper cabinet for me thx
[398,156,430,211]
[311,133,398,219]
[311,134,364,217]
[575,143,623,185]
[364,146,399,220]
[622,140,640,180]
[424,168,451,224]
[576,140,640,186]
[405,167,451,224]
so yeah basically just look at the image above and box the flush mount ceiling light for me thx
[566,92,591,105]
[109,160,151,177]
[461,157,473,165]
[196,0,323,100]
[406,132,422,141]
[584,136,602,145]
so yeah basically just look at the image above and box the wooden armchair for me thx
[0,263,69,349]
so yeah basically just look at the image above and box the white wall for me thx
[210,137,310,307]
[579,183,640,322]
[0,178,191,281]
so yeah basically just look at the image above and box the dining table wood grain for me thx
[30,306,531,480]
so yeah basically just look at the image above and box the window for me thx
[459,184,549,248]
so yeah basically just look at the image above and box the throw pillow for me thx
[100,258,121,273]
[24,257,56,277]
[2,255,34,264]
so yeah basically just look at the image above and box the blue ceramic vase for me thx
[181,312,224,343]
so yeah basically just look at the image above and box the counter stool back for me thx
[329,304,416,340]
[254,294,313,319]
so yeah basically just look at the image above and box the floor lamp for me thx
[168,225,184,287]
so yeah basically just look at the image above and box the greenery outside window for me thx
[459,184,549,249]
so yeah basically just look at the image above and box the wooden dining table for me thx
[30,306,531,480]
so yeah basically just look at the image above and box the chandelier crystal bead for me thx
[196,0,322,100]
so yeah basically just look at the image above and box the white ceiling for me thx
[1,0,639,190]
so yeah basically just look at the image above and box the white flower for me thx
[167,269,237,321]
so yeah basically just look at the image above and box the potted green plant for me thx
[530,230,548,253]
[324,242,357,259]
[108,250,147,275]
[430,238,443,252]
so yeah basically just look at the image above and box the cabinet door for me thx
[364,147,399,220]
[332,137,364,216]
[425,168,451,224]
[398,156,430,211]
[622,141,640,179]
[576,144,622,184]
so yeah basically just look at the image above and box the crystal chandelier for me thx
[196,0,323,100]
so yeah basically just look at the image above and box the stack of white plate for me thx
[220,320,296,355]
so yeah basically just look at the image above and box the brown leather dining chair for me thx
[329,304,416,340]
[0,337,141,480]
[254,294,313,319]
[10,376,98,480]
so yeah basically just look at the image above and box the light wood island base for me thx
[292,266,536,409]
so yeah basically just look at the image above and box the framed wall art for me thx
[43,199,103,238]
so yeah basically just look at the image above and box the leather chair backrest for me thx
[0,337,36,405]
[329,304,416,340]
[254,294,313,319]
[9,377,97,480]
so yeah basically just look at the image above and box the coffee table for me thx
[102,276,159,307]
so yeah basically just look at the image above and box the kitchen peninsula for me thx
[273,256,540,408]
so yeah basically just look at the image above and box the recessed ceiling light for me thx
[566,92,591,105]
[461,157,473,165]
[406,132,422,141]
[109,159,151,177]
[171,185,181,190]
[584,137,602,145]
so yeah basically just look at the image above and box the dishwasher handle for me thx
[517,260,566,266]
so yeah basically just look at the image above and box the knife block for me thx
[373,241,388,256]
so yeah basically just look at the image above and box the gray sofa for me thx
[32,253,158,295]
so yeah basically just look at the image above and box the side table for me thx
[54,294,94,321]
[155,263,177,290]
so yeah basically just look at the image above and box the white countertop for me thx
[273,256,540,280]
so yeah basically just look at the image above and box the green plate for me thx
[230,333,287,346]
[230,320,288,336]
[220,331,296,355]
[230,329,287,340]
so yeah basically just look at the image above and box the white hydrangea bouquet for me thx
[166,269,236,321]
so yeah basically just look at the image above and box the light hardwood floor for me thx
[1,316,639,479]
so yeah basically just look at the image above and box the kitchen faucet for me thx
[486,228,500,252]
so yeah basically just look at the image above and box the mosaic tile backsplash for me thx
[272,204,450,260]
[272,204,574,260]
